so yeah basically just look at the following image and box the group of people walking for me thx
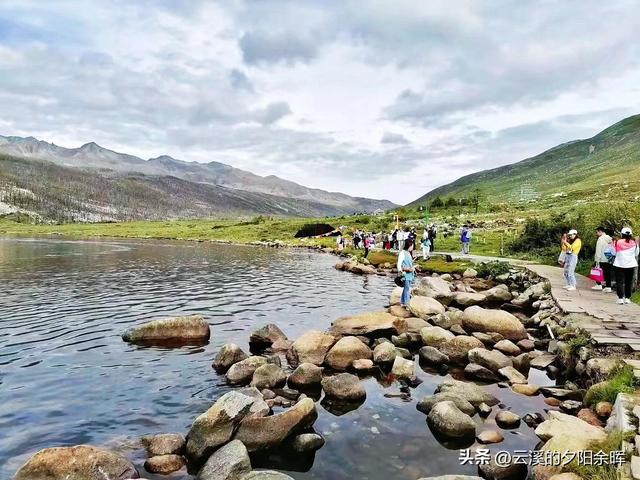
[561,226,639,304]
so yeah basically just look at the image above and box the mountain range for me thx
[410,114,640,207]
[0,136,396,222]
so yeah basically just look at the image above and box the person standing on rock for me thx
[397,240,416,307]
[592,226,613,292]
[612,227,639,304]
[561,229,581,291]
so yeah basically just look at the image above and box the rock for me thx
[498,366,527,384]
[234,398,318,452]
[389,305,413,318]
[435,379,499,407]
[483,285,513,303]
[577,408,604,427]
[439,336,484,364]
[523,412,545,428]
[478,403,492,417]
[250,364,287,390]
[391,356,415,380]
[249,324,289,350]
[288,362,323,387]
[450,325,467,335]
[373,342,397,364]
[197,440,250,480]
[321,373,366,401]
[409,296,446,319]
[419,346,450,365]
[213,344,249,372]
[186,389,269,463]
[241,472,295,480]
[548,474,582,480]
[585,357,624,378]
[512,352,530,373]
[464,363,499,382]
[13,445,138,480]
[544,397,561,407]
[539,387,583,401]
[472,332,504,346]
[420,326,455,347]
[291,433,325,452]
[495,410,520,428]
[560,400,583,415]
[595,401,613,417]
[453,292,486,307]
[324,336,372,370]
[287,330,337,366]
[226,356,268,385]
[530,354,557,369]
[462,306,527,341]
[476,430,504,444]
[478,458,528,480]
[463,268,478,278]
[395,346,412,359]
[416,393,476,416]
[390,286,403,306]
[535,411,606,442]
[330,311,405,336]
[352,358,374,372]
[517,339,535,351]
[414,276,454,304]
[468,348,512,372]
[493,340,520,356]
[122,315,209,345]
[142,433,185,456]
[145,454,185,474]
[427,401,476,439]
[512,384,539,396]
[404,317,430,333]
[392,332,422,348]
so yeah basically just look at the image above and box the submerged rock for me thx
[478,457,528,480]
[324,336,372,370]
[321,373,366,401]
[142,433,185,456]
[287,330,337,366]
[122,315,210,345]
[427,401,476,439]
[234,398,318,452]
[213,343,249,372]
[462,306,527,341]
[291,433,325,452]
[288,362,323,387]
[197,440,251,480]
[14,445,139,480]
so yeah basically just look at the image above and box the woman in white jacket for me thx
[592,226,613,292]
[612,227,639,304]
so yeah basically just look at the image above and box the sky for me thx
[0,1,638,204]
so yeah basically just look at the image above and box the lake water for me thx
[0,238,552,479]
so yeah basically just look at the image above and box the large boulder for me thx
[286,330,337,366]
[142,433,185,456]
[330,311,405,337]
[404,317,430,333]
[13,445,139,480]
[249,324,290,351]
[197,439,251,480]
[389,305,414,318]
[390,286,403,306]
[373,341,397,364]
[427,401,476,439]
[414,276,454,304]
[226,356,268,385]
[122,315,210,345]
[435,379,499,407]
[416,393,476,416]
[235,398,317,452]
[250,364,287,390]
[409,296,446,319]
[213,343,249,372]
[439,336,484,364]
[535,432,597,480]
[453,292,487,307]
[186,389,269,464]
[324,336,372,370]
[462,306,527,341]
[585,357,624,378]
[534,411,606,442]
[482,285,513,303]
[468,348,512,372]
[288,363,323,388]
[321,373,366,401]
[420,326,455,347]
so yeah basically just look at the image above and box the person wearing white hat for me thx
[561,229,581,291]
[612,227,639,304]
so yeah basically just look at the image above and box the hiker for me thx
[336,233,344,251]
[421,235,431,260]
[592,226,613,292]
[428,225,436,252]
[353,231,361,249]
[561,229,582,291]
[397,239,416,307]
[461,226,472,255]
[364,235,371,258]
[612,227,639,304]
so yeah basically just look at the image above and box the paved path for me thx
[436,251,640,351]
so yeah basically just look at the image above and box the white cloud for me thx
[0,0,638,204]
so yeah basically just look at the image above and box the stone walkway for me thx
[435,251,640,352]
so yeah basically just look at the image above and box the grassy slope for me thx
[409,114,640,206]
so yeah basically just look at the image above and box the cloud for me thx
[239,31,318,65]
[381,131,409,144]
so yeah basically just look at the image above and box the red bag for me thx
[589,266,604,283]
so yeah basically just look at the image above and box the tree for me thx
[445,197,458,207]
[470,188,483,214]
[430,196,444,208]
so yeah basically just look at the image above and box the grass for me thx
[584,364,637,406]
[567,332,591,355]
[564,429,633,480]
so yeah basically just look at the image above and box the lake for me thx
[0,237,550,479]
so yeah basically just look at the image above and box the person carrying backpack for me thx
[612,227,639,304]
[592,226,613,292]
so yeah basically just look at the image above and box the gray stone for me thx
[250,364,287,390]
[324,336,372,370]
[418,346,449,365]
[142,433,185,456]
[420,326,455,347]
[468,348,512,372]
[249,324,289,349]
[462,306,527,341]
[410,296,446,319]
[495,410,520,428]
[226,356,269,385]
[391,356,415,380]
[197,440,251,480]
[493,339,521,356]
[498,366,528,384]
[144,454,185,475]
[417,393,476,416]
[241,472,295,480]
[472,332,504,346]
[287,330,336,366]
[435,379,499,407]
[439,336,484,364]
[373,342,397,364]
[530,354,557,369]
[427,401,476,439]
[291,433,325,452]
[288,362,323,387]
[321,373,366,401]
[464,363,499,383]
[213,343,249,372]
[122,315,210,345]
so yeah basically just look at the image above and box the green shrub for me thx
[567,332,591,354]
[475,261,511,278]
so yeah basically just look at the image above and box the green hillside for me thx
[409,114,640,208]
